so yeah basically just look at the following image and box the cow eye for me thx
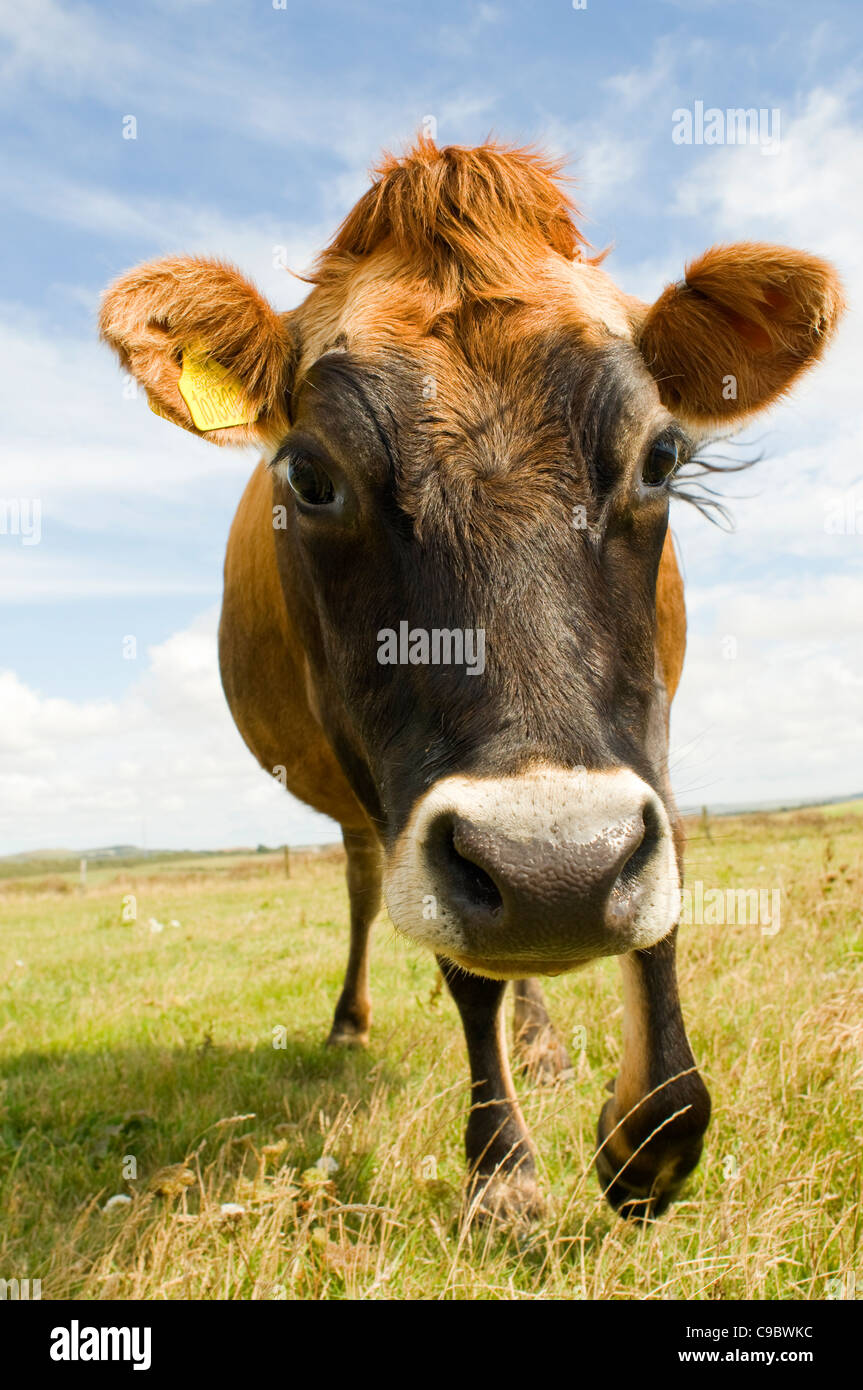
[287,454,336,506]
[643,435,679,488]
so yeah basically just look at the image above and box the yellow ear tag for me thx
[176,344,258,431]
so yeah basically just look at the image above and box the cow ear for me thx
[635,243,844,426]
[99,256,295,446]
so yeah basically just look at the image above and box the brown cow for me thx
[100,138,843,1223]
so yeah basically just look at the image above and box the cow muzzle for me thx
[384,767,679,977]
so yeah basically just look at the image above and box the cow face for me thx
[268,305,686,977]
[100,142,842,979]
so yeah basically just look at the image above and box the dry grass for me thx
[0,806,860,1299]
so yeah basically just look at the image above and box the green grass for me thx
[0,810,860,1300]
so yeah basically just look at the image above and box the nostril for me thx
[445,827,504,916]
[616,798,663,894]
[425,814,504,918]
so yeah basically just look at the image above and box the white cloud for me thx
[0,309,258,600]
[672,612,863,809]
[539,118,642,214]
[601,36,683,110]
[0,0,137,92]
[671,87,863,428]
[0,552,217,602]
[624,86,863,811]
[672,89,862,254]
[0,168,325,310]
[0,0,450,174]
[0,609,339,853]
[432,4,503,61]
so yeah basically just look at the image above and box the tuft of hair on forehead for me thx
[311,135,590,301]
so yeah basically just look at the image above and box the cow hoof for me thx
[326,1021,370,1048]
[594,1138,673,1221]
[594,1096,693,1222]
[465,1171,544,1229]
[514,1026,574,1086]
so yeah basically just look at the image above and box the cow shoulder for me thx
[219,461,367,828]
[655,531,686,702]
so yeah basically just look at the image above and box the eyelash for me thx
[665,435,758,529]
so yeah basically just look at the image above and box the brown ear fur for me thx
[99,256,294,446]
[636,243,844,425]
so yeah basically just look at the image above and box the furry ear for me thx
[635,243,844,425]
[99,256,295,446]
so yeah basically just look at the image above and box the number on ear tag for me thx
[176,343,258,430]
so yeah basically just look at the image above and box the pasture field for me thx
[0,805,860,1301]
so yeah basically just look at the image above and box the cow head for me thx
[101,139,842,979]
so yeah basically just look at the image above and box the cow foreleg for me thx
[327,827,381,1047]
[595,931,710,1219]
[512,978,573,1085]
[439,958,541,1224]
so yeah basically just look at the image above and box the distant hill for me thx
[0,842,341,881]
[2,793,860,880]
[679,792,863,818]
[3,844,142,863]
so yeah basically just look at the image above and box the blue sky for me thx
[2,0,862,853]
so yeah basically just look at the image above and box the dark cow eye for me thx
[643,435,679,488]
[287,454,336,506]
